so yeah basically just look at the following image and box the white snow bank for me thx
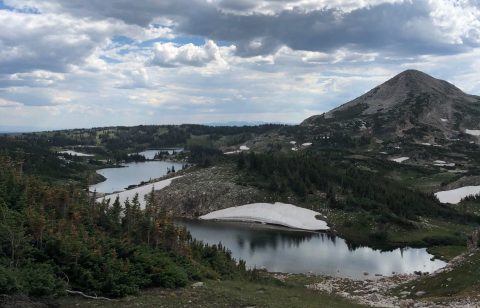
[302,142,312,147]
[440,118,448,122]
[465,129,480,136]
[434,162,455,167]
[58,150,94,157]
[433,160,455,167]
[239,145,250,151]
[435,186,480,204]
[200,202,329,231]
[291,147,298,151]
[224,150,240,155]
[390,157,409,163]
[420,143,431,146]
[97,176,182,209]
[290,141,297,145]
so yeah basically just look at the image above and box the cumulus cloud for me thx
[0,10,126,74]
[149,40,232,67]
[7,0,480,57]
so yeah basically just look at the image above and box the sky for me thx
[0,0,479,129]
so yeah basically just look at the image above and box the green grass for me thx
[386,170,457,193]
[324,210,470,260]
[57,279,364,308]
[427,245,467,262]
[388,218,471,245]
[393,251,480,299]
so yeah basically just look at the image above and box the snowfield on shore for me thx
[435,186,480,204]
[465,129,480,136]
[97,176,182,208]
[200,202,329,231]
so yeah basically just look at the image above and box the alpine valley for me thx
[1,70,479,307]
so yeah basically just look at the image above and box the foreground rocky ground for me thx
[303,249,480,307]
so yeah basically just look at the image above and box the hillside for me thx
[302,70,480,143]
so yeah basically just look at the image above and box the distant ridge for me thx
[206,121,289,127]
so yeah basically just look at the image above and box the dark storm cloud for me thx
[28,0,478,57]
[177,2,472,56]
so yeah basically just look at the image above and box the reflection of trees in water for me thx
[179,219,351,253]
[319,232,337,244]
[342,236,406,254]
[241,229,336,253]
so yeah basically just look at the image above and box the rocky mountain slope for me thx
[302,70,480,143]
[154,165,273,218]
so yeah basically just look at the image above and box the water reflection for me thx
[177,219,446,279]
[137,149,183,160]
[90,160,183,193]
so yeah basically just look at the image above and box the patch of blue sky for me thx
[0,1,40,14]
[112,36,136,45]
[110,33,233,57]
[99,56,122,64]
[0,1,12,10]
[140,35,233,47]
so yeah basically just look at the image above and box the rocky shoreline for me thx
[298,250,479,307]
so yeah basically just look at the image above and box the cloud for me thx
[0,98,23,107]
[149,40,232,67]
[0,9,126,74]
[8,0,479,58]
[1,0,480,128]
[116,68,151,89]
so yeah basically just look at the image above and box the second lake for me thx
[90,160,184,194]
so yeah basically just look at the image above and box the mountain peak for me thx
[301,69,480,140]
[324,69,467,117]
[381,69,460,94]
[397,69,429,77]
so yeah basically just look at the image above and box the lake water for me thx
[58,150,94,157]
[90,161,183,193]
[136,149,184,160]
[177,219,447,279]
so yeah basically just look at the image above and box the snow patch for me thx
[390,157,409,163]
[97,176,182,209]
[290,141,297,145]
[239,145,250,151]
[200,202,329,231]
[435,186,480,204]
[420,143,431,146]
[434,162,455,167]
[465,129,480,136]
[224,150,240,155]
[302,142,312,147]
[440,118,448,122]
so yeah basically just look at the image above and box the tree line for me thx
[0,155,246,298]
[237,152,480,225]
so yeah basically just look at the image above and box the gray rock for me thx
[191,282,204,288]
[415,291,426,297]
